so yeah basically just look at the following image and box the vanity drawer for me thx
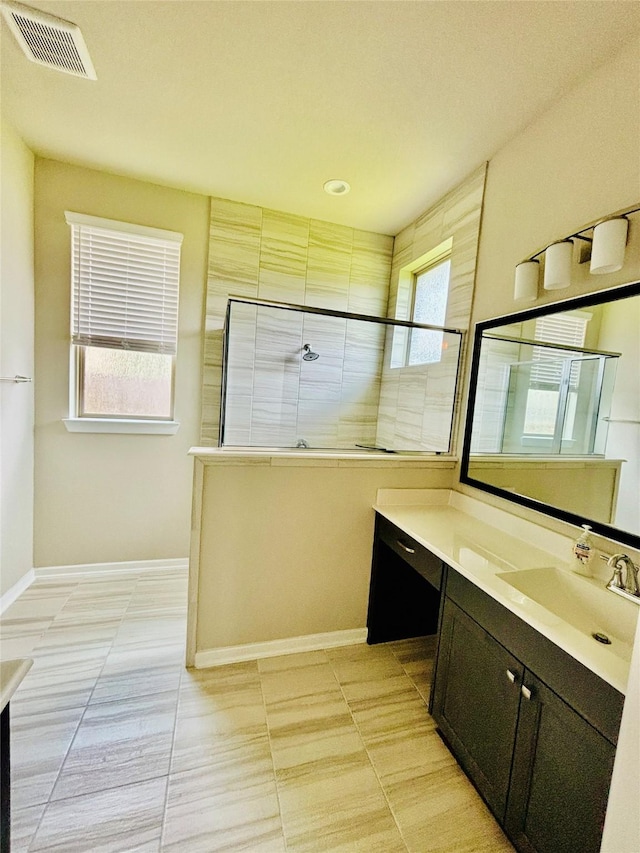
[377,515,443,591]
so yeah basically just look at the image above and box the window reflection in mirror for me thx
[462,282,640,549]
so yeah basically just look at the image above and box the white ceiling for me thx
[2,1,639,235]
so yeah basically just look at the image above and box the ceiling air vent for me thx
[1,0,96,79]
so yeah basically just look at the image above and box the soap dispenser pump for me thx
[572,524,596,576]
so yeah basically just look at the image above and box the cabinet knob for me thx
[506,669,517,684]
[521,685,533,701]
[396,540,416,555]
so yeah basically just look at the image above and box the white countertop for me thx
[374,492,637,695]
[1,658,33,712]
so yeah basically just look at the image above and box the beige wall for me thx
[472,37,640,325]
[0,120,35,598]
[459,37,640,502]
[462,38,640,851]
[33,160,209,567]
[194,460,455,655]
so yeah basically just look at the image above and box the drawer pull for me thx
[506,669,517,684]
[521,685,533,701]
[396,540,416,555]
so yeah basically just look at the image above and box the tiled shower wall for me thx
[201,199,393,444]
[376,164,488,451]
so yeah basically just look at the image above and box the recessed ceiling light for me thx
[323,179,351,196]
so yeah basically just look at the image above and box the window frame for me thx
[405,254,452,367]
[63,212,183,435]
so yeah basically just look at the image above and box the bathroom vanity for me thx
[367,492,636,853]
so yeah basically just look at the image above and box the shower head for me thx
[302,343,319,361]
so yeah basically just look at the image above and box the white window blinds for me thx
[65,212,183,354]
[530,313,589,386]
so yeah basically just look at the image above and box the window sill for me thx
[63,418,180,435]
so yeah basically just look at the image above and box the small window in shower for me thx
[408,258,451,366]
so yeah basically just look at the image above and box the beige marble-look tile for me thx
[209,196,262,289]
[172,668,267,775]
[10,645,107,714]
[276,753,407,853]
[31,776,167,852]
[346,675,435,745]
[388,635,438,702]
[10,802,46,853]
[384,762,514,853]
[267,694,364,772]
[305,220,352,312]
[162,764,285,853]
[2,595,70,620]
[11,705,85,809]
[89,644,184,705]
[50,690,178,800]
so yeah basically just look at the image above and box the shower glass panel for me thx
[497,347,618,456]
[220,298,463,453]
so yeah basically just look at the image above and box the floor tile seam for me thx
[23,800,48,853]
[29,573,143,807]
[389,644,434,709]
[257,657,291,852]
[327,653,412,853]
[159,664,184,849]
[74,572,144,709]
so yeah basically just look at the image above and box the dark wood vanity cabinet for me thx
[432,572,623,853]
[366,514,443,644]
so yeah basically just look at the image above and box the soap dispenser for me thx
[572,524,596,576]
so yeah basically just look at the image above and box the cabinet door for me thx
[431,598,523,821]
[505,672,615,853]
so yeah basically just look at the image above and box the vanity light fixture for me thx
[323,179,351,196]
[513,202,639,302]
[514,260,540,301]
[543,240,574,291]
[590,217,629,275]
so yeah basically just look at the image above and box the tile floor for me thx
[1,568,514,852]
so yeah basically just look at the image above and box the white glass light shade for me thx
[590,217,628,274]
[514,260,539,301]
[543,240,573,290]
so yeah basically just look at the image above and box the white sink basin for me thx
[496,567,638,662]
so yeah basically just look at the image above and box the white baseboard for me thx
[35,557,189,579]
[0,569,36,614]
[194,628,368,669]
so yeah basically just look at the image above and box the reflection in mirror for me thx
[462,282,640,548]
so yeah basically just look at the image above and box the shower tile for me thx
[258,209,309,304]
[296,400,340,448]
[252,399,298,447]
[208,197,262,289]
[442,164,486,234]
[412,201,446,259]
[223,395,253,445]
[348,230,393,317]
[305,220,352,311]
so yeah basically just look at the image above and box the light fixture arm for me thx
[518,202,639,266]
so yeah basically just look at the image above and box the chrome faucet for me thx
[295,438,309,448]
[606,553,640,603]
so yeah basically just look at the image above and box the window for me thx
[407,257,451,365]
[64,212,183,433]
[523,312,589,439]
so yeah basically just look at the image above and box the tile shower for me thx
[200,164,486,448]
[220,298,463,451]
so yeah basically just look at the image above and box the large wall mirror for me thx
[461,281,640,550]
